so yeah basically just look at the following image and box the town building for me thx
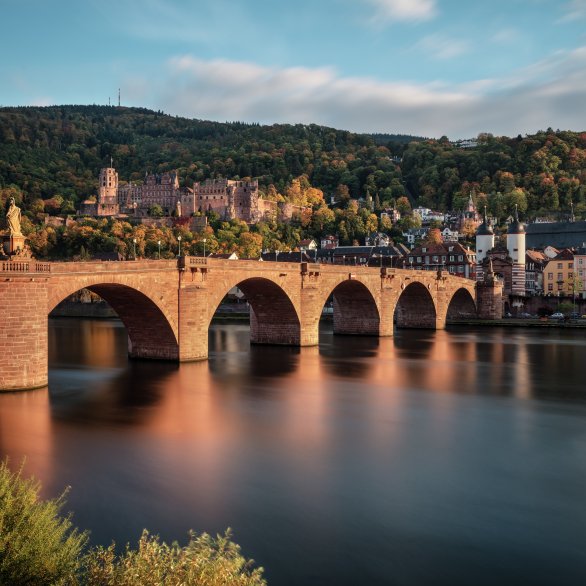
[574,245,586,298]
[543,249,575,296]
[316,245,406,267]
[298,239,318,251]
[525,249,548,295]
[406,242,476,278]
[526,220,586,249]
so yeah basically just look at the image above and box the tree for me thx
[424,227,443,245]
[148,204,164,218]
[0,461,87,585]
[396,196,411,214]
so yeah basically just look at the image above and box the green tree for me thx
[148,204,164,218]
[0,461,88,585]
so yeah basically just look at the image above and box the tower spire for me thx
[118,88,120,107]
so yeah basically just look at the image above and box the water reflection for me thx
[0,319,585,586]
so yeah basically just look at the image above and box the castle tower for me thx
[507,205,526,295]
[98,167,119,205]
[475,208,494,282]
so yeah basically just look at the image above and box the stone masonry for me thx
[0,258,484,391]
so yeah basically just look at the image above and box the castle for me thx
[79,167,305,223]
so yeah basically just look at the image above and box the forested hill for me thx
[0,105,585,220]
[0,105,414,211]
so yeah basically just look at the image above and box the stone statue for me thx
[175,199,182,218]
[6,198,22,237]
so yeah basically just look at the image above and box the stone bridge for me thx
[0,257,499,391]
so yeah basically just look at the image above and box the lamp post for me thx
[177,235,182,257]
[276,250,279,262]
[158,240,161,259]
[132,238,137,260]
[203,238,207,258]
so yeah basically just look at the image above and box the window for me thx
[425,257,430,264]
[432,255,439,262]
[569,263,573,269]
[557,273,563,281]
[558,283,563,291]
[548,273,553,280]
[449,255,455,261]
[557,263,563,269]
[457,265,464,273]
[441,256,446,262]
[569,272,573,279]
[458,255,463,261]
[409,257,413,263]
[548,283,553,291]
[422,247,427,253]
[417,256,422,263]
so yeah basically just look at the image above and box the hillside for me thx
[0,105,410,211]
[0,105,585,222]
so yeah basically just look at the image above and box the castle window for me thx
[548,283,553,291]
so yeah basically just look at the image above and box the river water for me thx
[1,318,586,585]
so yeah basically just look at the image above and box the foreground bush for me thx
[0,461,87,585]
[1,461,266,585]
[84,529,266,586]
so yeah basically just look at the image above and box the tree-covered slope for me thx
[0,105,410,209]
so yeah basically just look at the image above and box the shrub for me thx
[0,461,88,585]
[84,529,266,586]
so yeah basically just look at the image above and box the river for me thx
[1,318,586,585]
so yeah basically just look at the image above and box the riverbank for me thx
[449,318,586,328]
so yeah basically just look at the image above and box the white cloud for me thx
[136,49,586,139]
[560,0,586,21]
[491,28,521,44]
[412,34,470,59]
[365,0,437,23]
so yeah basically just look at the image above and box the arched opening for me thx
[446,288,477,322]
[394,282,437,329]
[50,284,178,361]
[328,280,380,336]
[209,277,300,346]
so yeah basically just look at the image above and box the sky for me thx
[1,0,586,138]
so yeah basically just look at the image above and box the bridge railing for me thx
[0,260,51,274]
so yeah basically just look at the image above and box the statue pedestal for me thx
[2,235,27,257]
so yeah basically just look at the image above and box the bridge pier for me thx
[0,265,50,391]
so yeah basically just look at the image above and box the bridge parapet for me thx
[0,260,51,274]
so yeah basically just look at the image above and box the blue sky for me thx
[2,0,586,137]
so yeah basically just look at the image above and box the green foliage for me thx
[0,105,404,205]
[0,461,88,585]
[401,131,586,220]
[84,530,266,586]
[1,462,266,586]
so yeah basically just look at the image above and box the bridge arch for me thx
[324,279,380,336]
[446,287,477,322]
[207,277,301,346]
[394,281,437,329]
[49,282,179,360]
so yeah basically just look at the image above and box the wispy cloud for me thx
[365,0,437,23]
[412,34,470,59]
[491,27,521,44]
[132,48,586,138]
[560,0,586,21]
